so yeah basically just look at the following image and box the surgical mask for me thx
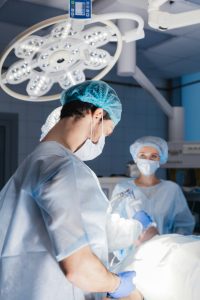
[74,117,105,161]
[136,158,160,176]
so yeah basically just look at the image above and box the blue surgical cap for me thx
[130,136,168,164]
[60,80,122,125]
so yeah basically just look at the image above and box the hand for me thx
[107,271,136,299]
[135,226,159,247]
[133,210,153,230]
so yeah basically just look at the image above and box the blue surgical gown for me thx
[111,179,195,235]
[0,142,142,300]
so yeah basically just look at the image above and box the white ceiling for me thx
[0,0,200,79]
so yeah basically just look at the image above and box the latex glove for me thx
[133,210,153,230]
[107,271,136,299]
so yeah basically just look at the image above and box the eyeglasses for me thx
[138,152,160,161]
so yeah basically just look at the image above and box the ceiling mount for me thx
[148,0,200,30]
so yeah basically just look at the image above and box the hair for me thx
[60,100,111,122]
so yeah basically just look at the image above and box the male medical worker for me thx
[0,81,153,300]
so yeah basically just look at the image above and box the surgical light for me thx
[0,13,144,102]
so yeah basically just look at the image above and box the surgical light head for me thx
[130,136,168,164]
[0,13,144,102]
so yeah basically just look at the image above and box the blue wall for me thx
[182,72,200,141]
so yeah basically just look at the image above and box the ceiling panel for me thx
[0,0,65,27]
[142,50,181,68]
[149,36,200,59]
[20,0,69,10]
[185,28,200,40]
[138,66,177,79]
[189,53,200,63]
[165,23,200,36]
[0,22,25,51]
[137,52,156,70]
[162,58,200,77]
[137,29,174,50]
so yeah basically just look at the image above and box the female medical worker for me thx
[0,81,153,300]
[111,136,195,236]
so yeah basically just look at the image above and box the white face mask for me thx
[74,117,105,161]
[136,158,160,176]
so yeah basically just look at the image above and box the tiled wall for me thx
[0,78,168,176]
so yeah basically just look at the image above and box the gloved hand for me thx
[107,271,136,299]
[133,210,153,230]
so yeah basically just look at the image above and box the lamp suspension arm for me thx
[133,66,173,118]
[95,13,144,42]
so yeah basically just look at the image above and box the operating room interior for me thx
[0,0,200,234]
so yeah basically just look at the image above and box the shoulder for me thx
[114,178,134,192]
[161,180,181,191]
[30,141,86,167]
[26,142,91,181]
[30,142,73,160]
[160,181,188,206]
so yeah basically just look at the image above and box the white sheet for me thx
[111,234,200,300]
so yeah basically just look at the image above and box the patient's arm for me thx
[135,225,159,247]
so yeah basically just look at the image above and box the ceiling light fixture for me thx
[0,12,144,101]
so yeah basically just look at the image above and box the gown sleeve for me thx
[172,185,195,235]
[34,158,89,262]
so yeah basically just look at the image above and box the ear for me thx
[92,108,103,123]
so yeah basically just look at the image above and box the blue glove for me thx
[107,271,136,299]
[133,210,153,230]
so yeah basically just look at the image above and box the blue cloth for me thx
[0,141,110,300]
[130,136,168,164]
[111,179,195,235]
[107,271,136,299]
[60,80,122,125]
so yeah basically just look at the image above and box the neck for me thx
[42,117,89,152]
[135,174,160,187]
